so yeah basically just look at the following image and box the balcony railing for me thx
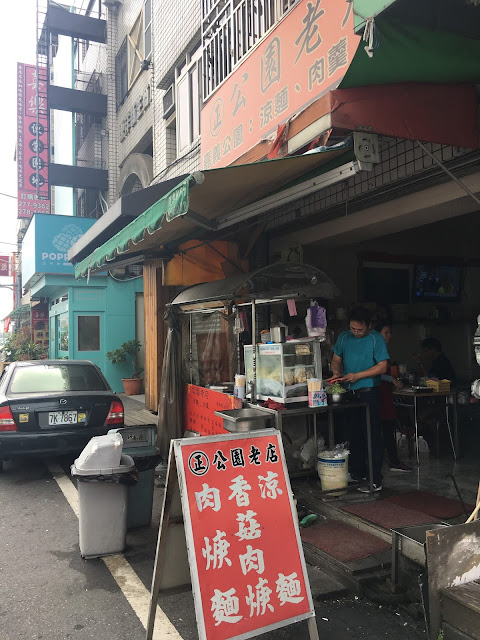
[202,0,297,100]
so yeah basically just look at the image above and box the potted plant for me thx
[106,339,143,395]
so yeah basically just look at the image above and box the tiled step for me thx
[305,564,348,600]
[300,518,392,596]
[294,483,393,543]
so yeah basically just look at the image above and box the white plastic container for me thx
[72,434,135,559]
[75,432,123,473]
[317,454,349,496]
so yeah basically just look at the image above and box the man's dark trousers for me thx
[347,386,384,486]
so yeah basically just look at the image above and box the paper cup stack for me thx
[307,378,326,407]
[234,374,246,399]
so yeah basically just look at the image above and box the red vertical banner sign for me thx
[0,256,11,277]
[175,430,315,640]
[31,305,49,348]
[11,255,19,310]
[17,62,50,218]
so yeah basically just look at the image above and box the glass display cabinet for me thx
[244,338,323,403]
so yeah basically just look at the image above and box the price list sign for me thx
[17,63,50,218]
[174,430,315,640]
[184,384,243,436]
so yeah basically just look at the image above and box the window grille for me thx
[202,0,298,100]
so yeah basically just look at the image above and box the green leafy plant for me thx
[106,339,143,378]
[3,327,48,362]
[326,381,347,395]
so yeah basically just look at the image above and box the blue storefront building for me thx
[22,214,144,393]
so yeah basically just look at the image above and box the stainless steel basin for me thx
[391,523,450,585]
[214,408,273,432]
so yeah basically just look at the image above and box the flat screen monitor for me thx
[413,264,462,302]
[362,267,410,304]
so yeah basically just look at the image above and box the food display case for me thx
[244,338,323,404]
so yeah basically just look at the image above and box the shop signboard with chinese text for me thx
[185,384,243,436]
[150,430,316,640]
[17,63,50,218]
[201,0,359,169]
[31,305,49,347]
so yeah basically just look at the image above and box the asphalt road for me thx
[0,456,424,640]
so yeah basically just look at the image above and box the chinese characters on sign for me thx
[31,305,49,348]
[184,384,242,436]
[201,0,360,168]
[178,432,313,640]
[0,256,11,277]
[17,63,50,218]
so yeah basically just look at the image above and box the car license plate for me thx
[48,411,78,426]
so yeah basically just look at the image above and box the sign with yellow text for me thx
[201,0,360,169]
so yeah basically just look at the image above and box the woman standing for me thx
[376,322,413,473]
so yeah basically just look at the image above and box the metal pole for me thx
[445,395,457,461]
[251,300,257,404]
[366,403,374,493]
[189,314,193,383]
[235,306,241,375]
[328,407,335,449]
[416,140,480,208]
[414,396,420,465]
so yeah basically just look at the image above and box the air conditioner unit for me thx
[163,84,175,119]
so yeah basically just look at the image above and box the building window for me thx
[59,316,69,352]
[144,0,152,60]
[128,10,144,89]
[165,119,177,165]
[77,316,100,351]
[127,1,152,91]
[175,44,202,157]
[115,39,128,108]
[202,0,298,100]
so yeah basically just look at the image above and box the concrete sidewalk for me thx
[120,393,157,426]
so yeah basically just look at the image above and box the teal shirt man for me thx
[333,330,390,390]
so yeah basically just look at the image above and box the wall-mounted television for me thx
[413,264,462,302]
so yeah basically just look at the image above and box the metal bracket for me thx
[416,140,480,208]
[183,209,218,231]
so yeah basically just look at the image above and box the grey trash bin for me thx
[108,426,161,529]
[71,433,136,559]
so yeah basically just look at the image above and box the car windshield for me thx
[9,364,109,393]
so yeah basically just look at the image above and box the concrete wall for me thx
[108,0,153,170]
[48,275,144,392]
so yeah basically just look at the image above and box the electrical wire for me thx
[0,192,17,200]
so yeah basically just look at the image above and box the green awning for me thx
[343,14,480,88]
[75,145,353,278]
[353,0,480,39]
[75,174,192,277]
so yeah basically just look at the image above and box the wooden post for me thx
[143,259,169,412]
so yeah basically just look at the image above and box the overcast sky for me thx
[0,1,89,324]
[0,2,37,323]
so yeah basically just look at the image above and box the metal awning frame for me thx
[74,143,356,278]
[214,160,359,231]
[169,262,339,400]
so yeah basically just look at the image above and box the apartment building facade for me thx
[67,0,480,408]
